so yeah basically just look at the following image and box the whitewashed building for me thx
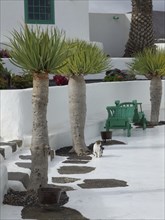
[0,0,90,44]
[0,0,164,56]
[89,1,165,56]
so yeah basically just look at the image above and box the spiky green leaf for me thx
[57,39,111,76]
[129,48,165,78]
[7,24,70,74]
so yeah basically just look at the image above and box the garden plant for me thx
[130,48,165,125]
[0,58,11,89]
[58,39,111,155]
[104,68,135,82]
[0,49,10,58]
[8,24,70,190]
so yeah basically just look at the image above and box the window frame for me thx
[24,0,55,24]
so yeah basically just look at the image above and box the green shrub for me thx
[0,77,8,89]
[104,68,135,82]
[0,58,11,89]
[0,58,4,72]
[0,49,10,58]
[11,73,33,89]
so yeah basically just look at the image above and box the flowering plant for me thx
[0,49,10,58]
[104,68,135,82]
[53,75,68,86]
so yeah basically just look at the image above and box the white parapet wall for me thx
[0,155,8,204]
[2,57,133,76]
[0,80,165,149]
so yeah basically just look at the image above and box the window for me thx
[24,0,55,24]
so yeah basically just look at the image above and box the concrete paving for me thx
[0,125,164,220]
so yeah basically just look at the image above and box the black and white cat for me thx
[93,140,104,157]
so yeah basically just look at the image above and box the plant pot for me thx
[101,131,112,143]
[38,187,62,205]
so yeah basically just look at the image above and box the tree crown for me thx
[129,48,165,78]
[57,39,111,76]
[8,24,69,74]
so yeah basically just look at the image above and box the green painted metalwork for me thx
[105,100,147,137]
[24,0,55,24]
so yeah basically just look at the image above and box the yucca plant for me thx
[8,24,69,190]
[58,39,111,155]
[130,48,165,125]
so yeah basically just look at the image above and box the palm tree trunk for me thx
[29,73,49,190]
[68,75,88,156]
[150,76,162,125]
[124,0,154,57]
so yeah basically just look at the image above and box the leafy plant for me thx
[0,58,11,89]
[11,73,33,89]
[8,24,69,74]
[58,39,111,75]
[0,49,10,58]
[7,24,71,190]
[0,58,4,71]
[104,68,135,82]
[53,75,68,86]
[57,39,111,156]
[0,77,8,89]
[129,48,165,124]
[129,48,165,78]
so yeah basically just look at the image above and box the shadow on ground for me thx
[4,139,127,220]
[22,206,88,220]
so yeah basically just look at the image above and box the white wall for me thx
[89,13,130,56]
[2,57,133,75]
[0,0,89,45]
[0,155,8,204]
[1,81,165,146]
[89,0,165,13]
[55,0,89,41]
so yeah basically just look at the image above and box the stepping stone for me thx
[63,159,89,164]
[19,155,32,160]
[52,177,80,184]
[52,184,74,192]
[102,140,126,146]
[78,179,128,189]
[0,140,23,159]
[56,146,92,161]
[0,145,12,159]
[8,172,30,189]
[15,162,31,169]
[22,206,88,220]
[67,155,92,160]
[8,140,23,148]
[0,142,17,152]
[0,148,5,158]
[48,183,75,192]
[58,166,95,174]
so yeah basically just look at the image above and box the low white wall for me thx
[0,155,8,204]
[3,58,133,75]
[0,81,165,147]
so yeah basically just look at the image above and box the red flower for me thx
[53,75,68,86]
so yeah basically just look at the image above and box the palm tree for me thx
[8,25,69,190]
[58,40,110,155]
[124,0,155,57]
[130,48,165,125]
